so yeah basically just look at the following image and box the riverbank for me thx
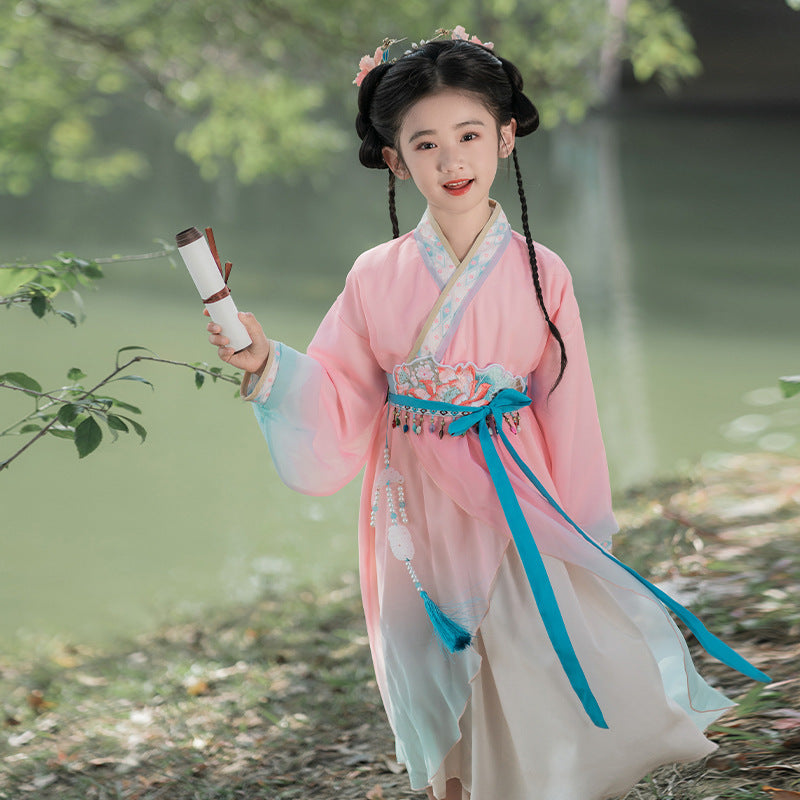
[1,452,798,800]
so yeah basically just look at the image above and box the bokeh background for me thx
[1,0,798,647]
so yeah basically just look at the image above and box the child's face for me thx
[382,90,516,224]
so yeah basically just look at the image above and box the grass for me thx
[1,452,799,800]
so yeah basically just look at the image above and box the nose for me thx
[437,145,462,174]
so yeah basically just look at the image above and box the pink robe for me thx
[243,204,733,799]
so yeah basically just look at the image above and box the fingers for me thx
[217,345,235,362]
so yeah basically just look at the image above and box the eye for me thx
[417,141,436,151]
[461,132,479,142]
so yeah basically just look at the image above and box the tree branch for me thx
[0,356,239,473]
[1,249,172,270]
[29,0,170,99]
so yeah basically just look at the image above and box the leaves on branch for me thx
[0,0,702,194]
[115,345,155,368]
[0,371,43,393]
[57,404,80,425]
[106,414,129,433]
[1,248,240,470]
[74,416,103,458]
[113,374,154,390]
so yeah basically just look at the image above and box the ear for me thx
[382,146,410,179]
[499,118,517,159]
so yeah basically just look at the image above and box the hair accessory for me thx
[353,27,494,86]
[353,38,401,86]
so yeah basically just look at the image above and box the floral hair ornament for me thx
[352,26,494,86]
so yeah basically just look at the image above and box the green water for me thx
[1,109,798,645]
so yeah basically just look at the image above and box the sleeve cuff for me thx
[240,341,281,403]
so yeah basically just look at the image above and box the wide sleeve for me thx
[240,267,387,496]
[529,270,619,549]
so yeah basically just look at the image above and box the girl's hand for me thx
[206,311,270,376]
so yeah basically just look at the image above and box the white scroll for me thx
[175,227,252,353]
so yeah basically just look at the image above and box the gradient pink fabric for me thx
[243,206,731,797]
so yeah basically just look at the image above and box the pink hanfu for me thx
[243,203,734,800]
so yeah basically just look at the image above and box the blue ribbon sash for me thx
[387,387,770,729]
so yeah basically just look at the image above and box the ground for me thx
[1,452,798,800]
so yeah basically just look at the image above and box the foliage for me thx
[623,0,701,91]
[0,252,105,325]
[0,0,702,193]
[780,375,800,399]
[0,251,241,471]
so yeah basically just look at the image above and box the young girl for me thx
[207,30,768,800]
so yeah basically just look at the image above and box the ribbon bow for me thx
[447,388,530,437]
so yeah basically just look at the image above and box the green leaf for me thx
[0,267,37,297]
[0,372,43,393]
[56,310,78,326]
[67,367,87,381]
[115,345,154,368]
[779,375,800,398]
[19,424,42,434]
[194,370,205,389]
[74,416,103,458]
[124,417,147,443]
[57,404,79,425]
[30,294,47,318]
[48,427,75,440]
[114,375,154,390]
[106,414,129,432]
[110,399,142,414]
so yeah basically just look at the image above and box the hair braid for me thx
[513,148,567,397]
[388,172,399,239]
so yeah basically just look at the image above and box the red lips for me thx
[442,179,473,196]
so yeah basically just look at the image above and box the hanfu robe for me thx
[242,203,737,800]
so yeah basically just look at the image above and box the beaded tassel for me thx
[371,444,472,653]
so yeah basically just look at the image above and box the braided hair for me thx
[355,39,567,395]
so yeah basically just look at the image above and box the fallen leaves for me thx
[763,787,800,799]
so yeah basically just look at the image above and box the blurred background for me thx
[1,0,798,647]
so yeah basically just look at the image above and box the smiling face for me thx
[382,90,516,239]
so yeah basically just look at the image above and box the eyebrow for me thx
[407,119,486,144]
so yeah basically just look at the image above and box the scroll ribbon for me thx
[387,387,770,729]
[202,226,233,304]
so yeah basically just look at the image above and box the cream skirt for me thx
[428,546,732,800]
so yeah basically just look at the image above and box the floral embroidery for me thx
[392,356,525,407]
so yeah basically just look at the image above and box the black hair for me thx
[355,38,567,395]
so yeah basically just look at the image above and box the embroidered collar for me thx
[410,201,512,361]
[414,201,509,289]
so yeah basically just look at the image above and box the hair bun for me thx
[498,56,539,137]
[356,62,393,169]
[358,125,388,169]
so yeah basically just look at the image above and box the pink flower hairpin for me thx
[353,27,494,86]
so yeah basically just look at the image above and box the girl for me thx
[207,30,768,800]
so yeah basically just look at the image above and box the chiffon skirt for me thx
[427,546,733,800]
